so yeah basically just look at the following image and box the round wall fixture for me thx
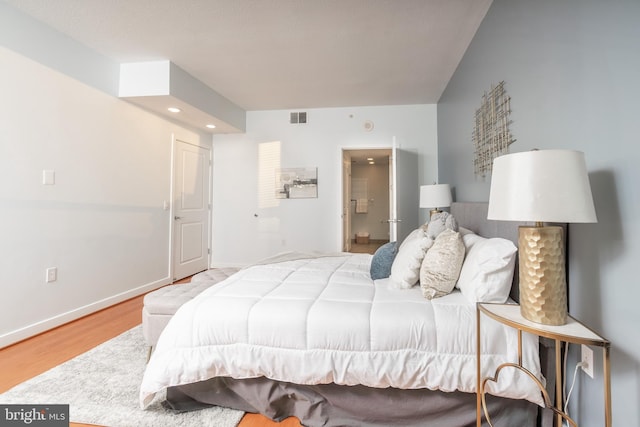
[363,120,374,132]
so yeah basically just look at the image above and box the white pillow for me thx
[458,226,475,237]
[420,229,465,299]
[389,228,433,289]
[460,230,485,251]
[456,233,517,303]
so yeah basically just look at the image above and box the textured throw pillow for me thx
[420,229,465,299]
[370,241,398,280]
[456,233,517,303]
[423,211,459,240]
[389,228,434,289]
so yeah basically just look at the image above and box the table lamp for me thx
[487,150,597,325]
[420,184,452,219]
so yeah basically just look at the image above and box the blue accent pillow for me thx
[370,241,398,280]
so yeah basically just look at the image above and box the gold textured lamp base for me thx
[518,225,567,326]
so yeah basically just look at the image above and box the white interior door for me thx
[172,140,211,281]
[342,151,352,252]
[389,146,419,243]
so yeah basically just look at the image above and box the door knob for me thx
[174,216,183,220]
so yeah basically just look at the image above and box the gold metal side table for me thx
[476,302,611,427]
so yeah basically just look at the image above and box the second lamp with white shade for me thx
[420,184,452,219]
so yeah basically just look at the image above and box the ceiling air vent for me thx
[290,111,307,124]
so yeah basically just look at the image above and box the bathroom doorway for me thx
[341,147,418,254]
[342,148,391,254]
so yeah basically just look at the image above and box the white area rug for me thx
[0,326,244,427]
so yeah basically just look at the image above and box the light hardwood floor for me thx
[348,239,388,254]
[0,277,301,427]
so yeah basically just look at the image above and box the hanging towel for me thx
[355,198,368,214]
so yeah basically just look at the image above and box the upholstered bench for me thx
[142,267,239,357]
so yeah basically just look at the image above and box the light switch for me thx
[43,170,55,185]
[46,267,57,283]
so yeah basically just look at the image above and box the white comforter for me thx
[140,253,544,408]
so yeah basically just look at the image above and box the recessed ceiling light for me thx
[367,157,374,161]
[368,161,375,165]
[206,124,216,129]
[167,107,181,113]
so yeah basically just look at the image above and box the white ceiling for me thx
[6,0,492,113]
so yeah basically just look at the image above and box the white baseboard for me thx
[0,277,171,349]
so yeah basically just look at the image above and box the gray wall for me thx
[438,0,640,425]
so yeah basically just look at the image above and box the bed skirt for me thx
[164,377,539,427]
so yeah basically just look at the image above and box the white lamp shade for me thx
[420,184,452,208]
[488,150,597,223]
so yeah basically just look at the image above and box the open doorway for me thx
[342,148,392,254]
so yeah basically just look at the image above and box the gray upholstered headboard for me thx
[451,202,520,245]
[450,202,523,302]
[450,202,568,304]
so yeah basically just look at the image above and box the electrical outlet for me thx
[581,344,594,378]
[46,267,57,283]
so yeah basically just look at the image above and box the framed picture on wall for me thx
[275,167,318,199]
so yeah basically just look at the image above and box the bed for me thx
[140,202,558,427]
